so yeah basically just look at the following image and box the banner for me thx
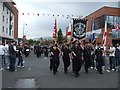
[73,19,86,40]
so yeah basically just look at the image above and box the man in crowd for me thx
[50,42,60,75]
[71,40,83,77]
[83,42,92,74]
[95,43,103,74]
[9,41,17,72]
[108,44,116,71]
[61,43,71,74]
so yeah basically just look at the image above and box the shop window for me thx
[2,26,4,32]
[3,4,5,11]
[3,16,4,22]
[6,18,8,24]
[7,8,8,14]
[6,28,8,34]
[94,16,105,30]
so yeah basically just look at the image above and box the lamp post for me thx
[22,23,27,44]
[23,23,27,37]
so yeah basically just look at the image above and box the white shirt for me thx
[4,44,9,55]
[0,45,5,55]
[109,46,115,57]
[117,46,120,50]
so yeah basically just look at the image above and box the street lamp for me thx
[23,23,27,37]
[22,23,27,44]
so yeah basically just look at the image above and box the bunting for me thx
[21,12,82,19]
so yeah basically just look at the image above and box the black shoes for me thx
[99,72,103,74]
[75,74,79,77]
[85,72,88,74]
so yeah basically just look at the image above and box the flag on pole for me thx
[66,20,72,42]
[53,18,58,40]
[115,23,119,32]
[67,21,72,36]
[102,21,107,50]
[90,18,95,43]
[73,19,86,40]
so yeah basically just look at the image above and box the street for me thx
[2,51,119,88]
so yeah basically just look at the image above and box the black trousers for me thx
[63,58,70,72]
[52,60,60,73]
[50,57,53,70]
[96,59,103,73]
[9,55,16,71]
[17,56,23,66]
[84,59,91,73]
[74,59,83,75]
[91,54,95,68]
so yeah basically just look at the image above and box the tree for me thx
[57,28,63,44]
[28,39,34,45]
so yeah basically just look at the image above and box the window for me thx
[3,16,4,22]
[6,28,8,34]
[2,26,4,32]
[9,29,11,36]
[94,16,105,30]
[12,31,13,35]
[6,18,8,24]
[7,8,8,14]
[106,15,120,29]
[3,4,5,11]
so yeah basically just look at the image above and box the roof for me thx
[3,2,15,15]
[85,6,120,19]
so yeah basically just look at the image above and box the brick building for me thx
[84,6,120,47]
[0,1,18,44]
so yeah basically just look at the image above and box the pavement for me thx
[2,51,119,89]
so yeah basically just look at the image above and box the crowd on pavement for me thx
[0,40,120,77]
[0,41,30,72]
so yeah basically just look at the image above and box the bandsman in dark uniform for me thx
[36,44,41,58]
[61,43,71,74]
[49,43,53,70]
[71,40,83,77]
[50,43,60,75]
[95,43,103,74]
[83,42,92,74]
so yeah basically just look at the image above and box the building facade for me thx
[0,2,18,44]
[85,6,120,47]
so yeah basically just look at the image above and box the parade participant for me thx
[90,44,95,69]
[50,42,60,75]
[83,42,92,74]
[0,42,6,71]
[36,44,41,58]
[95,43,103,74]
[24,43,30,57]
[108,44,116,71]
[17,43,24,68]
[44,45,48,58]
[49,43,53,70]
[9,41,17,72]
[71,40,83,77]
[61,43,71,74]
[34,45,37,54]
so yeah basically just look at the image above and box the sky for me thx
[13,0,119,39]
